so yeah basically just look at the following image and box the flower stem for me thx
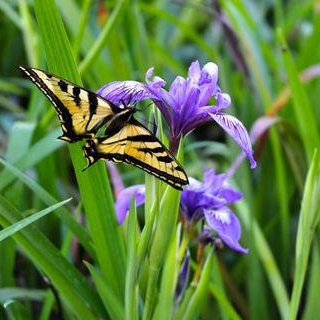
[178,226,191,263]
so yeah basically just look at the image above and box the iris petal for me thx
[115,185,145,224]
[210,113,256,168]
[97,81,152,105]
[199,62,218,85]
[204,207,248,254]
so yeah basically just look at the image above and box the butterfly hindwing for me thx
[83,119,189,190]
[19,66,123,142]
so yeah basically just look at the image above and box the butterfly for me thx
[20,66,189,190]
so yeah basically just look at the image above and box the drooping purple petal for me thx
[115,185,145,224]
[210,113,256,168]
[204,207,248,254]
[97,81,154,105]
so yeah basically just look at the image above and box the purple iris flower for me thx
[115,185,145,224]
[97,60,256,168]
[114,169,248,254]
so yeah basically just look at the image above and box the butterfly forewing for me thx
[19,66,120,142]
[83,120,189,190]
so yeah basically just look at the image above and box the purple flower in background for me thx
[114,169,248,253]
[175,252,190,300]
[115,185,145,224]
[98,60,256,168]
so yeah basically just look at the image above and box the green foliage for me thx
[1,0,320,319]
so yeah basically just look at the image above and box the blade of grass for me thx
[86,263,124,320]
[289,149,320,320]
[72,0,91,60]
[33,0,126,298]
[210,255,242,320]
[156,224,181,319]
[125,199,139,320]
[0,288,45,303]
[19,0,38,67]
[0,158,93,256]
[3,299,31,320]
[0,129,63,191]
[175,250,213,320]
[0,1,22,29]
[301,240,320,319]
[278,30,320,163]
[140,3,215,59]
[0,196,106,319]
[79,0,126,74]
[0,128,63,192]
[237,200,290,319]
[0,198,71,242]
[223,0,291,280]
[6,122,35,162]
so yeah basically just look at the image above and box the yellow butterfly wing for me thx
[20,66,123,142]
[83,119,189,190]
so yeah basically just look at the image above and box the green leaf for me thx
[86,263,124,320]
[125,198,139,320]
[237,200,290,318]
[0,288,45,303]
[0,197,106,319]
[0,198,71,242]
[3,299,31,320]
[0,158,93,256]
[278,30,320,162]
[6,122,35,162]
[33,0,126,299]
[79,0,126,73]
[156,225,181,319]
[302,241,320,320]
[182,250,213,320]
[0,128,63,192]
[289,149,320,320]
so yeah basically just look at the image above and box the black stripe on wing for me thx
[92,127,189,189]
[19,66,82,141]
[96,151,187,190]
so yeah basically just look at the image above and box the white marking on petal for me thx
[213,209,231,225]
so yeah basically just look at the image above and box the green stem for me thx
[143,266,160,320]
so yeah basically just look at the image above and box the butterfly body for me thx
[20,66,189,190]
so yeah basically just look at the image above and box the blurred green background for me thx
[1,0,320,319]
